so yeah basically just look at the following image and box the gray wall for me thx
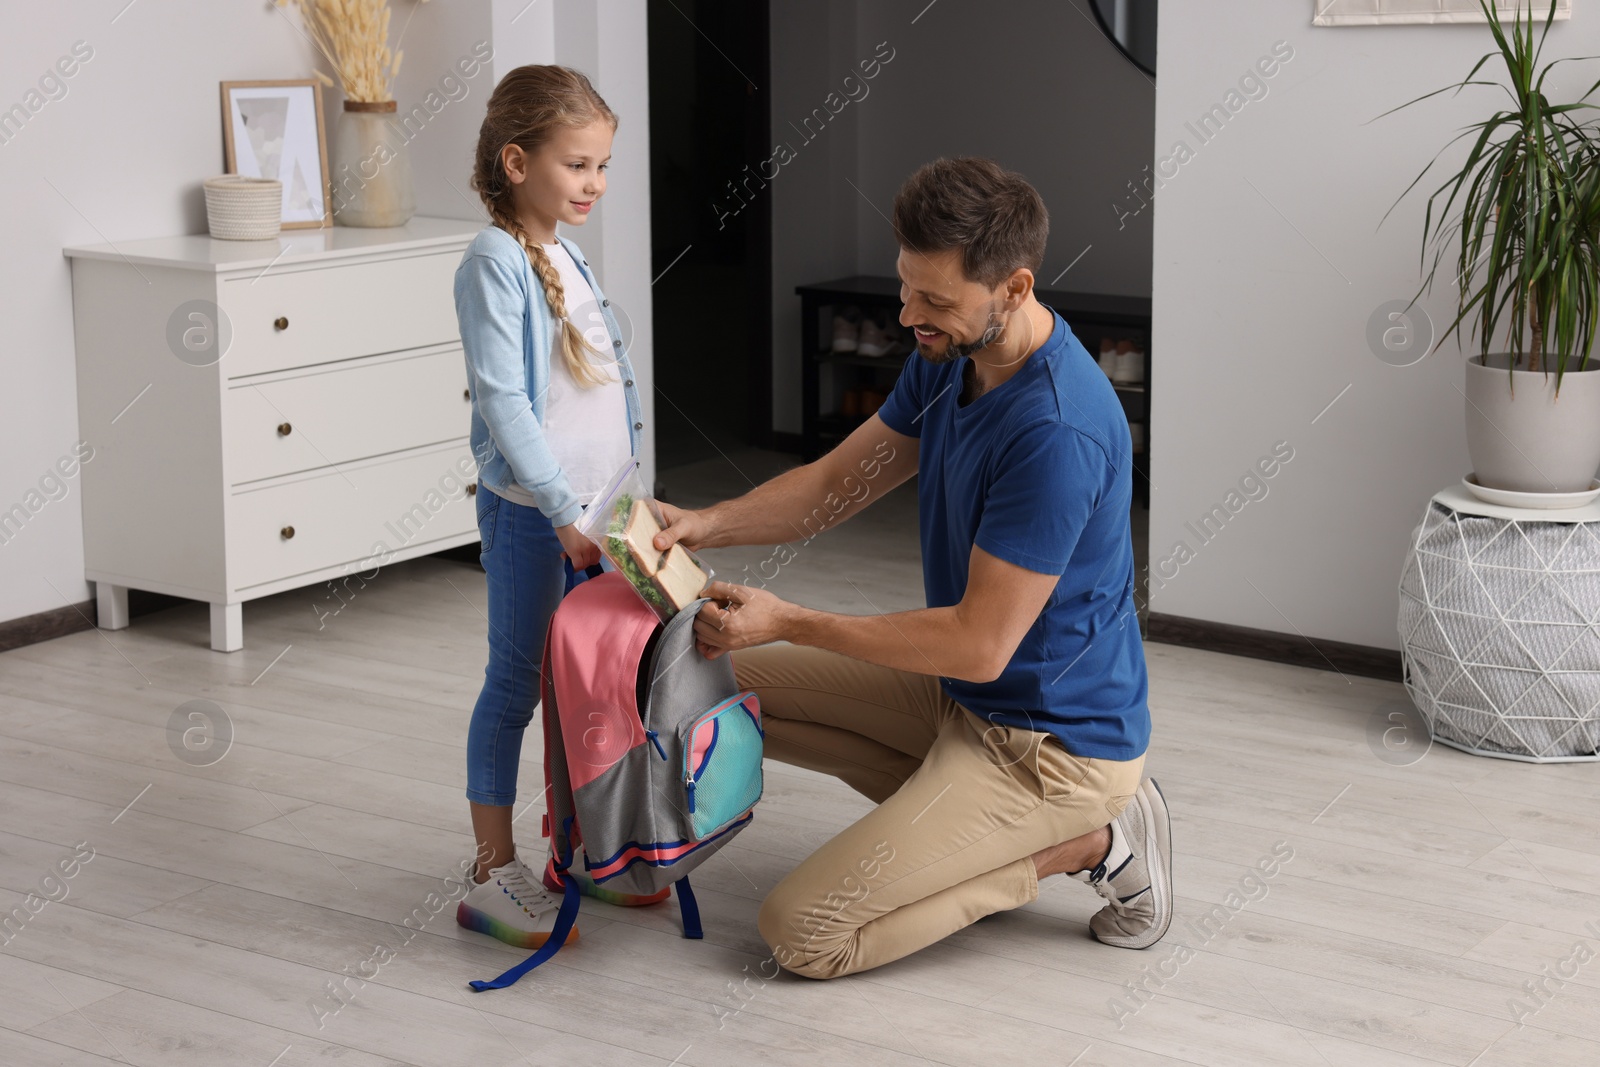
[768,0,1158,435]
[1149,3,1595,648]
[0,0,652,628]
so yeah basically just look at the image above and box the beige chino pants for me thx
[731,642,1145,980]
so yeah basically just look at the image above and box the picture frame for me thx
[220,79,331,230]
[1313,0,1571,25]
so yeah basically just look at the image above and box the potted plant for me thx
[275,0,431,227]
[1386,0,1600,499]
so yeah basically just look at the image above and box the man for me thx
[653,156,1170,980]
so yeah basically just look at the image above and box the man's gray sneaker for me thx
[1071,777,1172,949]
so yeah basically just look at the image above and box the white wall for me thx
[2,3,313,627]
[1149,4,1596,648]
[588,2,656,495]
[0,0,653,629]
[768,0,1158,434]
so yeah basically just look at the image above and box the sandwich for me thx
[654,543,710,611]
[606,495,710,614]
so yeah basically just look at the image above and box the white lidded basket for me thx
[203,175,282,240]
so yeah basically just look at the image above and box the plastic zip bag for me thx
[579,458,714,622]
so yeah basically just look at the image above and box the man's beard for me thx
[917,303,1005,364]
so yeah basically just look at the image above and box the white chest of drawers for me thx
[63,216,487,651]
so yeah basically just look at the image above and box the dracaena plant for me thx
[1382,0,1600,393]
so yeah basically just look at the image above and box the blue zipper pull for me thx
[686,775,696,814]
[646,729,667,761]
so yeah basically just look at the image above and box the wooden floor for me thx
[2,447,1598,1067]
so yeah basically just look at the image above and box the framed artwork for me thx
[1314,0,1571,24]
[220,79,331,229]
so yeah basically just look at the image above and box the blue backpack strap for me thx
[469,818,583,991]
[674,876,703,940]
[467,876,581,991]
[562,556,606,593]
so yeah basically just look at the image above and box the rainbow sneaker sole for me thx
[455,901,580,950]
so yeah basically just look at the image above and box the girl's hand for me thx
[653,501,711,553]
[555,521,602,570]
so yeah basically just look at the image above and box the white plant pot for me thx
[1464,352,1600,494]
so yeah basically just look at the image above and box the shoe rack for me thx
[794,275,1152,508]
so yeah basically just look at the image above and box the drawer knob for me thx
[280,525,295,540]
[277,422,292,437]
[274,316,289,331]
[466,483,478,496]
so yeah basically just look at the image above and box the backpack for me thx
[470,569,764,990]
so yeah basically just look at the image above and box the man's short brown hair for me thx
[891,157,1049,290]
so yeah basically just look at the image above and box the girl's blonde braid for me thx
[487,199,612,388]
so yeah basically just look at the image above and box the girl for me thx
[452,65,650,948]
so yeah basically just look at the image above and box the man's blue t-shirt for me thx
[875,306,1150,761]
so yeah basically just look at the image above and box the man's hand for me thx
[692,580,794,659]
[653,501,714,553]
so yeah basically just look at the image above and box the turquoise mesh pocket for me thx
[680,693,763,840]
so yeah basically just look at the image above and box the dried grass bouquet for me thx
[274,0,432,104]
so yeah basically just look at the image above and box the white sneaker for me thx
[1070,778,1172,949]
[831,314,859,353]
[1112,341,1138,385]
[1124,345,1146,384]
[457,855,578,949]
[857,319,891,357]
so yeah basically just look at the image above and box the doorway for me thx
[646,0,772,474]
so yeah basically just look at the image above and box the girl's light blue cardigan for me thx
[454,224,643,529]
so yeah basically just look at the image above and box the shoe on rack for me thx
[1125,344,1146,384]
[1098,339,1118,379]
[457,856,580,949]
[880,325,911,357]
[857,318,891,357]
[1112,340,1138,385]
[1070,777,1172,949]
[831,312,859,353]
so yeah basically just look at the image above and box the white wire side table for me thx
[1399,484,1600,762]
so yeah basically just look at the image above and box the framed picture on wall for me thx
[1314,0,1571,25]
[220,79,331,229]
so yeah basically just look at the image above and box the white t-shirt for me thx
[533,240,631,506]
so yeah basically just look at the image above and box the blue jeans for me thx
[466,486,610,806]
